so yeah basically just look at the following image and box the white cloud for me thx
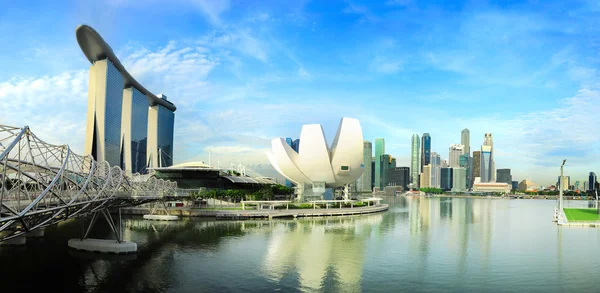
[193,0,231,26]
[370,55,402,74]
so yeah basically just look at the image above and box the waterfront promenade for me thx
[120,204,389,219]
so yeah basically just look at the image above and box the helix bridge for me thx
[0,124,179,243]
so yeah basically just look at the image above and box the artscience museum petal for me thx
[267,117,365,200]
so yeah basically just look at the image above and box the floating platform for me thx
[68,239,137,254]
[143,214,179,221]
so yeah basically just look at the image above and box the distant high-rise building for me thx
[590,172,597,191]
[472,151,481,184]
[421,133,431,173]
[420,164,431,188]
[387,167,410,190]
[441,159,449,168]
[430,152,441,188]
[359,141,373,192]
[511,180,518,191]
[461,128,470,155]
[371,158,375,191]
[575,181,580,191]
[480,145,493,182]
[449,144,464,168]
[374,138,385,190]
[411,134,421,186]
[147,94,176,168]
[459,154,470,190]
[380,154,396,188]
[452,168,467,192]
[482,133,495,182]
[558,176,570,191]
[441,168,453,191]
[497,169,512,185]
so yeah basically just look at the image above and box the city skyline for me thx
[0,1,598,185]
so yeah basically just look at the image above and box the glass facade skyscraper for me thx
[157,105,175,167]
[129,87,149,174]
[421,133,431,173]
[374,138,385,190]
[590,172,597,191]
[481,147,492,183]
[411,134,420,186]
[360,141,373,192]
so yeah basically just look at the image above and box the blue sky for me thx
[0,0,598,186]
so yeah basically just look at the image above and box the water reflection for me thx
[1,198,600,292]
[262,214,383,292]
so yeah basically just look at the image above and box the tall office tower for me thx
[497,169,512,184]
[483,133,495,182]
[575,181,580,191]
[449,144,464,168]
[421,133,431,173]
[371,158,375,191]
[386,167,410,190]
[459,154,470,189]
[359,141,373,192]
[420,164,431,188]
[121,87,149,174]
[511,181,518,191]
[441,168,453,191]
[380,154,396,189]
[148,94,176,168]
[452,168,467,192]
[583,181,588,191]
[461,128,470,155]
[410,134,421,186]
[84,59,125,168]
[557,176,570,191]
[472,151,481,183]
[430,152,441,188]
[374,138,385,190]
[590,172,597,190]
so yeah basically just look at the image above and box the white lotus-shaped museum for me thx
[266,117,364,191]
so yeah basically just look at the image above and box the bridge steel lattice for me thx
[0,125,178,241]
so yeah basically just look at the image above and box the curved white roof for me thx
[266,117,364,188]
[75,24,176,111]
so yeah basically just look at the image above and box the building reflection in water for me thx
[262,214,384,292]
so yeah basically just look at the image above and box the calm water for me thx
[2,197,600,293]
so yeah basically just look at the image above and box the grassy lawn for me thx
[564,208,600,221]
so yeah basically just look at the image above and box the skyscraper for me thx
[441,168,453,191]
[421,133,431,173]
[78,25,176,174]
[430,152,441,188]
[84,58,124,168]
[410,134,420,186]
[380,154,396,189]
[590,172,597,191]
[374,138,385,190]
[148,94,176,168]
[459,154,470,190]
[558,176,570,191]
[497,169,512,185]
[452,168,467,192]
[461,128,470,155]
[386,167,410,190]
[472,151,481,183]
[482,133,495,182]
[420,164,431,188]
[360,141,373,192]
[449,144,464,168]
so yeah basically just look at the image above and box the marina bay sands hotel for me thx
[76,25,176,175]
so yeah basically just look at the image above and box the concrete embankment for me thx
[119,204,389,220]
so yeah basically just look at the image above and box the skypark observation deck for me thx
[0,125,179,243]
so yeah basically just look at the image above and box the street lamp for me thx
[558,159,566,223]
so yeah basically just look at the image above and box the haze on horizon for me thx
[0,0,598,186]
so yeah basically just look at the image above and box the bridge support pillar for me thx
[144,199,179,221]
[27,228,45,238]
[68,208,137,254]
[0,235,26,246]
